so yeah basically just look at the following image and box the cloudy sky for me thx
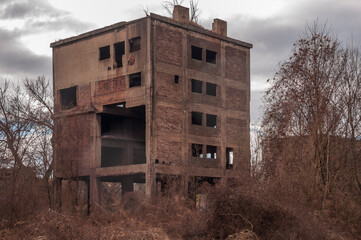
[0,0,360,123]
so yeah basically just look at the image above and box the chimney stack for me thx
[173,5,189,22]
[212,19,227,36]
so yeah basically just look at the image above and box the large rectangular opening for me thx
[129,72,141,88]
[101,104,145,167]
[60,86,77,110]
[206,50,217,64]
[101,173,145,210]
[206,145,217,159]
[206,82,217,96]
[114,42,125,68]
[192,143,203,158]
[226,147,234,169]
[206,114,217,128]
[191,111,203,125]
[191,45,202,60]
[129,37,141,53]
[99,45,110,60]
[191,79,203,93]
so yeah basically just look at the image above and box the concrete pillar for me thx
[89,173,101,207]
[53,178,62,211]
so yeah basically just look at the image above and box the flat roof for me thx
[50,13,252,49]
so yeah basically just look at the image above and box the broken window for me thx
[192,111,202,125]
[60,86,77,110]
[206,50,217,64]
[129,72,141,88]
[192,144,203,158]
[174,75,179,84]
[114,42,125,68]
[206,145,217,159]
[129,37,141,53]
[99,45,110,60]
[206,82,217,96]
[191,79,203,93]
[206,114,217,128]
[226,148,234,169]
[191,45,202,60]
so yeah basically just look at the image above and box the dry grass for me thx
[2,179,360,239]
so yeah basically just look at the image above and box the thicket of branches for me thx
[262,22,361,235]
[0,77,53,226]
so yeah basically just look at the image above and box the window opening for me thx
[191,46,202,60]
[206,50,217,64]
[206,82,217,96]
[60,86,77,110]
[192,144,203,158]
[114,42,125,68]
[226,148,234,169]
[206,114,217,128]
[129,72,141,88]
[191,79,203,93]
[206,145,217,159]
[129,37,141,53]
[174,75,179,84]
[99,45,110,60]
[192,111,202,125]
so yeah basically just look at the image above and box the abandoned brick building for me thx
[51,6,252,210]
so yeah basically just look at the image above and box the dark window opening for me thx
[129,72,141,88]
[226,148,234,169]
[192,111,202,125]
[99,45,110,60]
[129,37,141,53]
[114,42,125,68]
[206,114,217,128]
[206,50,217,64]
[191,46,202,60]
[174,75,179,84]
[206,145,217,159]
[191,79,203,93]
[60,86,77,110]
[192,144,203,158]
[206,82,217,96]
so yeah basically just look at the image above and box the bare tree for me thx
[262,22,353,207]
[0,77,54,224]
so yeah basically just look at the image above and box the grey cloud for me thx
[0,0,63,19]
[0,28,51,77]
[0,0,93,79]
[24,16,93,35]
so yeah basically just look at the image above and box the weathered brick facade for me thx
[51,6,252,212]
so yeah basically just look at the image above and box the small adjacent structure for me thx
[51,6,252,212]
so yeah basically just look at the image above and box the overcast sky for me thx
[1,0,360,123]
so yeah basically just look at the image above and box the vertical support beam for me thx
[89,173,101,207]
[53,178,62,211]
[181,29,189,197]
[220,42,227,179]
[145,16,156,198]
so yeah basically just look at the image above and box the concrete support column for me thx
[53,178,62,211]
[89,173,101,207]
